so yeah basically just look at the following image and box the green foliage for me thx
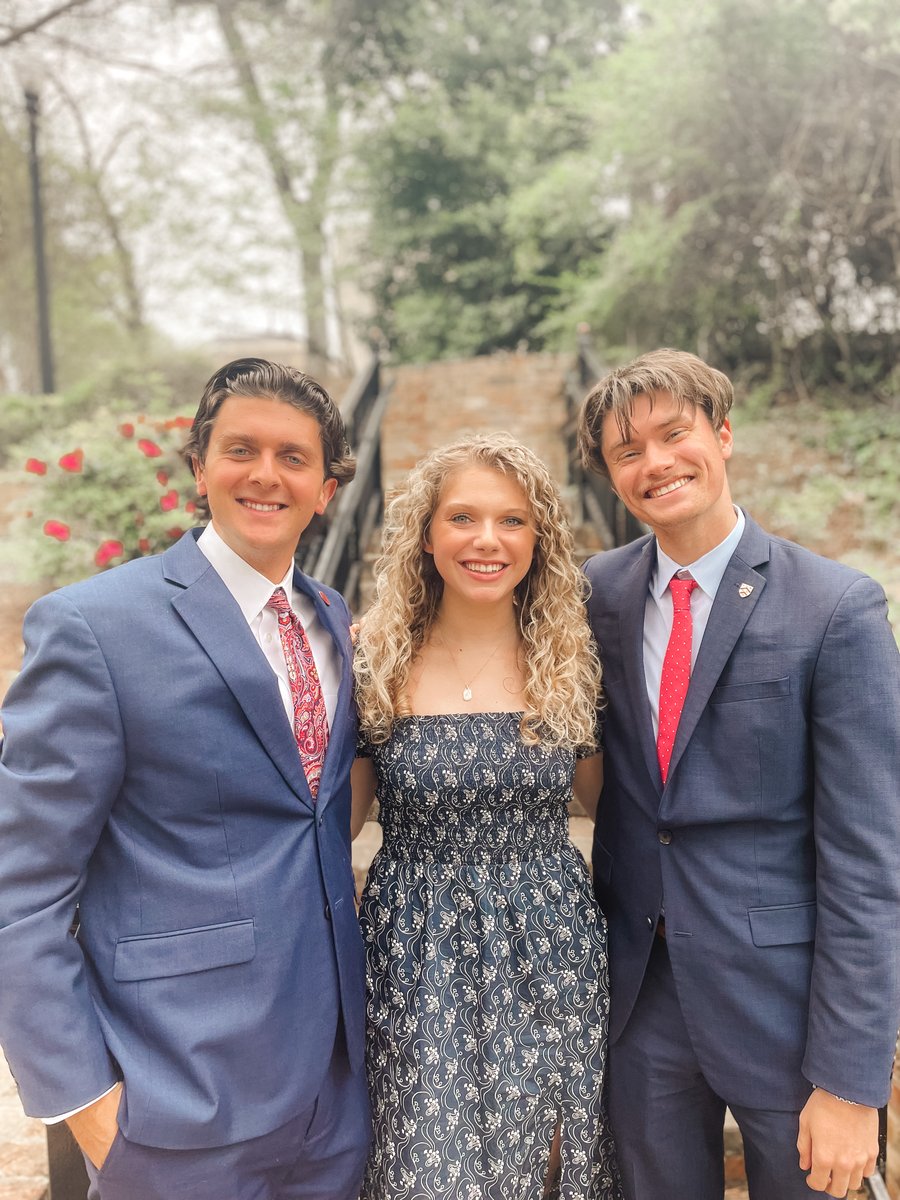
[361,0,617,361]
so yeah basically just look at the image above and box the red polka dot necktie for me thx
[656,577,698,785]
[267,587,329,800]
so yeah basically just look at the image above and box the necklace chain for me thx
[434,630,507,702]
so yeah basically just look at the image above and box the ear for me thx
[423,524,433,555]
[315,476,339,515]
[192,454,208,497]
[718,418,734,460]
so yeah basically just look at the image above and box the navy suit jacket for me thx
[0,530,365,1149]
[585,512,900,1109]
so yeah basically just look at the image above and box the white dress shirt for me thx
[643,508,745,738]
[197,523,341,729]
[44,525,340,1123]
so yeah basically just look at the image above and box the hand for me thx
[66,1082,123,1170]
[797,1087,878,1196]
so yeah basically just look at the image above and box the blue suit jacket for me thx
[0,530,365,1149]
[585,512,900,1109]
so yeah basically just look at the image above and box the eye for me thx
[449,513,472,524]
[284,454,304,466]
[502,516,525,527]
[618,449,639,462]
[668,427,689,441]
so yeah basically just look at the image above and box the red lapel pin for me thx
[318,590,331,606]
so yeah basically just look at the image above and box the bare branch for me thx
[0,0,98,48]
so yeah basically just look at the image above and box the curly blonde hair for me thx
[355,433,602,748]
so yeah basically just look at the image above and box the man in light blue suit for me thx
[578,349,900,1200]
[0,360,370,1199]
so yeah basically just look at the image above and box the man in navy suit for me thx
[0,359,370,1199]
[578,349,900,1199]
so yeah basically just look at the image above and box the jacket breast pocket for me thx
[711,677,791,704]
[748,901,816,947]
[113,919,255,981]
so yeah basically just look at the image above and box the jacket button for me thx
[646,915,654,928]
[324,904,331,921]
[318,815,324,827]
[658,830,673,845]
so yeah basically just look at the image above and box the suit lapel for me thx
[617,540,661,793]
[664,515,770,783]
[163,533,313,808]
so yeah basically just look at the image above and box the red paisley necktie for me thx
[267,587,329,799]
[656,576,698,785]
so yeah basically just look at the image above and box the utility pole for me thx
[25,85,55,394]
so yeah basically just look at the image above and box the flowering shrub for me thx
[12,410,200,586]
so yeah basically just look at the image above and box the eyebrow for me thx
[439,498,530,516]
[606,413,690,456]
[215,431,316,454]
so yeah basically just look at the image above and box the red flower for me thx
[137,439,162,458]
[160,489,179,512]
[119,423,135,438]
[184,500,197,514]
[166,415,194,429]
[58,449,84,472]
[156,470,169,487]
[43,520,70,541]
[25,458,47,475]
[94,540,124,568]
[166,526,184,540]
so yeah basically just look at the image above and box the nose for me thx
[472,520,500,550]
[248,452,279,487]
[643,439,675,475]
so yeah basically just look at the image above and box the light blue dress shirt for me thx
[643,508,745,738]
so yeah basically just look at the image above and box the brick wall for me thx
[382,351,574,492]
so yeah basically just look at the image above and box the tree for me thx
[361,0,620,360]
[554,0,900,390]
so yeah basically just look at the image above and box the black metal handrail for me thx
[564,330,645,549]
[298,350,388,611]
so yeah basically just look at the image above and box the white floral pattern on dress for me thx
[359,712,620,1200]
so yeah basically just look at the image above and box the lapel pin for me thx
[318,590,331,606]
[738,583,754,598]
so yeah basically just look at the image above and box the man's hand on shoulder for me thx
[797,1087,878,1196]
[66,1081,123,1170]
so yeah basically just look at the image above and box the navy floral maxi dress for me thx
[358,712,620,1200]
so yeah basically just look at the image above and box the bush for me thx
[10,410,199,586]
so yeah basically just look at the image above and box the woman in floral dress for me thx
[352,434,620,1200]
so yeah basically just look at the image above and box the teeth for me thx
[241,500,283,512]
[648,477,690,499]
[464,562,504,574]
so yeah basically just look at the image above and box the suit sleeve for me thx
[802,575,900,1107]
[0,591,125,1116]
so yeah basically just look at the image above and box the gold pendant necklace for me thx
[435,630,506,702]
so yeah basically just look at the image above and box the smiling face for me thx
[424,465,537,611]
[601,389,735,561]
[193,394,337,581]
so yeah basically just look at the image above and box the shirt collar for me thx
[651,507,745,601]
[197,523,294,623]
